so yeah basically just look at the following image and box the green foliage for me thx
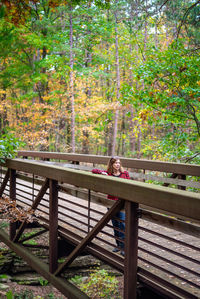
[6,289,64,299]
[6,289,34,299]
[78,269,121,298]
[0,133,24,163]
[21,230,39,246]
[23,239,37,245]
[0,221,9,229]
[132,39,200,161]
[69,274,83,285]
[38,278,49,286]
[0,274,9,280]
[0,1,199,160]
[137,40,200,126]
[6,290,13,299]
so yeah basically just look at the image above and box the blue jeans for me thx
[111,211,125,249]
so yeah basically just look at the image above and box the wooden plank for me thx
[5,159,200,221]
[178,174,186,190]
[5,161,200,189]
[32,161,200,189]
[0,229,88,299]
[138,268,198,299]
[141,209,200,238]
[17,151,200,176]
[131,172,200,189]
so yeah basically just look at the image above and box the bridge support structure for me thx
[0,158,199,299]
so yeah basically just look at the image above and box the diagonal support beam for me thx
[13,178,49,242]
[0,229,88,299]
[54,199,124,276]
[0,169,9,198]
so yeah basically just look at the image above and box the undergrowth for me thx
[70,268,121,298]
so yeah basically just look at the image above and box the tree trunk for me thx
[0,92,8,135]
[105,12,113,156]
[69,5,75,152]
[129,108,136,153]
[137,124,141,159]
[121,110,126,155]
[82,129,89,154]
[112,7,120,156]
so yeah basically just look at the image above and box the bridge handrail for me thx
[5,158,200,222]
[17,150,200,176]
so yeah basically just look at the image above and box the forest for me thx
[0,0,199,163]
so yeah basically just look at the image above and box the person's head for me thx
[107,157,123,174]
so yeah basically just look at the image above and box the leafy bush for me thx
[78,269,121,298]
[0,133,23,163]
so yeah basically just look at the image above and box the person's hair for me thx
[107,157,123,174]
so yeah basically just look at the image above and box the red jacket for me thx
[92,169,130,201]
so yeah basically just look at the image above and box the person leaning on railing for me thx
[92,157,130,256]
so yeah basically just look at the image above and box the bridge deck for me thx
[0,154,200,299]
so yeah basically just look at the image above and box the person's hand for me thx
[101,171,108,175]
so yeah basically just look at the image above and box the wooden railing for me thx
[0,155,200,298]
[18,151,200,190]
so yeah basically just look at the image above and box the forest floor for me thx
[1,278,124,299]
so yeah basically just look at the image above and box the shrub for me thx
[0,133,23,163]
[79,269,121,298]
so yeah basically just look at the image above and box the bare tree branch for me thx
[159,0,171,12]
[176,0,200,39]
[185,152,200,163]
[187,103,200,136]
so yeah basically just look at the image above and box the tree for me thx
[133,40,200,160]
[0,0,199,162]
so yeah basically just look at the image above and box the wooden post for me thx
[124,201,139,299]
[178,174,186,190]
[143,169,145,182]
[88,189,91,233]
[9,169,17,241]
[49,179,58,273]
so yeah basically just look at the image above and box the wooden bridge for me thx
[0,151,200,298]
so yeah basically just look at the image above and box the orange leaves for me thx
[169,102,177,108]
[48,0,68,8]
[139,109,151,121]
[1,0,72,25]
[1,0,32,25]
[0,196,36,223]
